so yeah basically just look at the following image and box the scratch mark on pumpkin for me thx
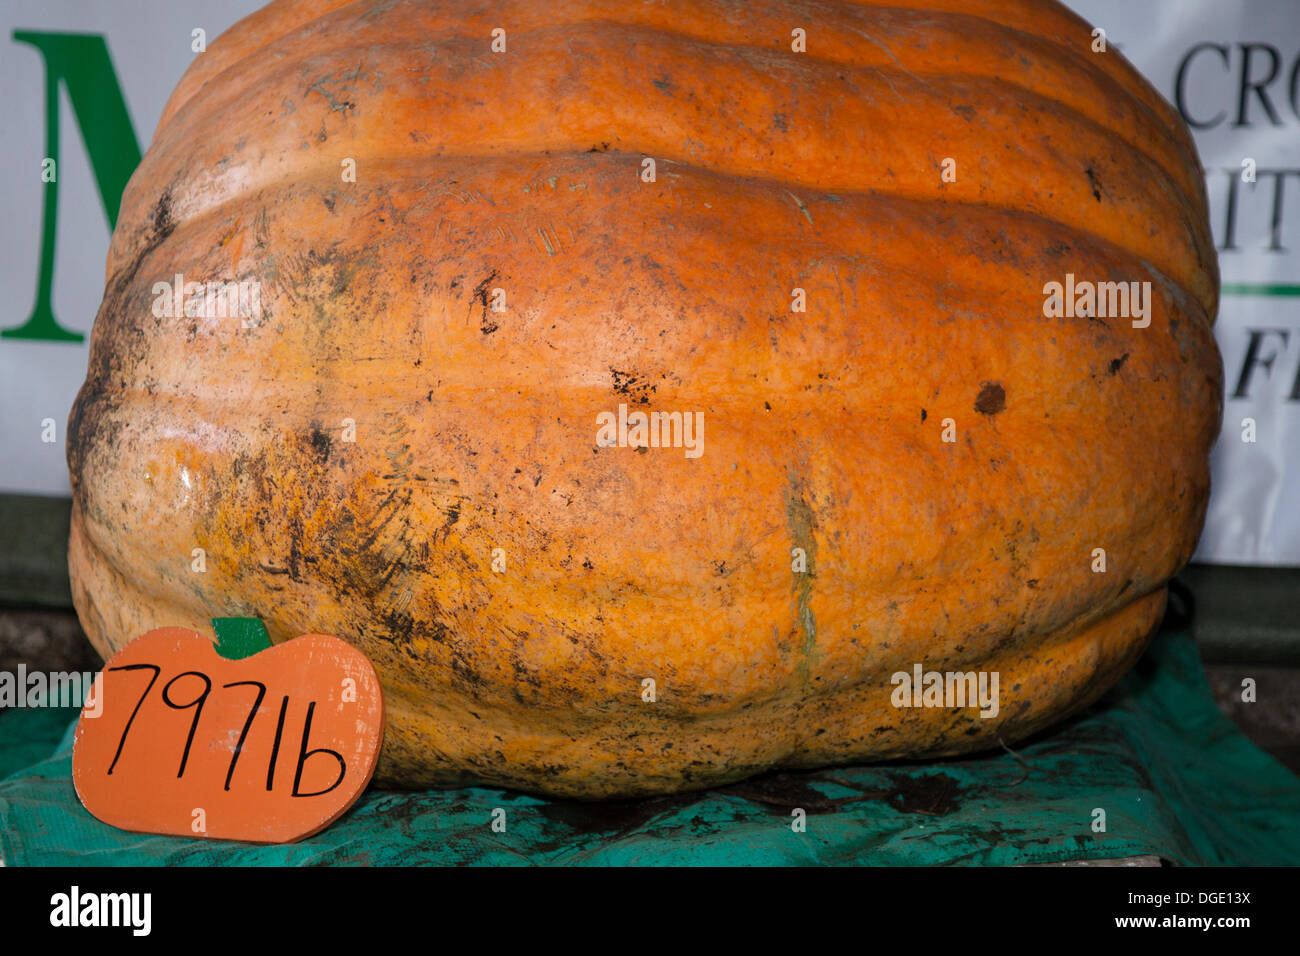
[868,66,904,100]
[785,191,814,226]
[831,264,848,319]
[308,70,360,116]
[538,226,557,256]
[849,28,935,93]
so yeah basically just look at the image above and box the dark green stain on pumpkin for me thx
[212,617,274,660]
[786,477,818,688]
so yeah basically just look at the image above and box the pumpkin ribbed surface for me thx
[68,0,1222,797]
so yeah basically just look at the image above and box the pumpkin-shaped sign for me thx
[73,618,383,844]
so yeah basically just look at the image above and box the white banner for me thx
[0,0,252,492]
[1068,1,1300,563]
[0,0,1296,564]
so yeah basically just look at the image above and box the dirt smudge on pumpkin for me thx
[86,184,179,383]
[151,188,175,239]
[471,270,500,334]
[68,182,184,500]
[609,368,656,405]
[193,421,467,668]
[308,424,332,462]
[1108,353,1129,375]
[975,382,1006,415]
[1085,165,1104,202]
[66,388,125,510]
[379,603,417,644]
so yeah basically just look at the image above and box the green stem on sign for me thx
[211,618,274,660]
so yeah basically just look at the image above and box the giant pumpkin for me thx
[68,0,1222,798]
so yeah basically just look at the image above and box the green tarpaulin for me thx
[2,629,1298,865]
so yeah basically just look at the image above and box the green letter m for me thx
[3,31,142,343]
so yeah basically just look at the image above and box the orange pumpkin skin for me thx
[67,0,1222,798]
